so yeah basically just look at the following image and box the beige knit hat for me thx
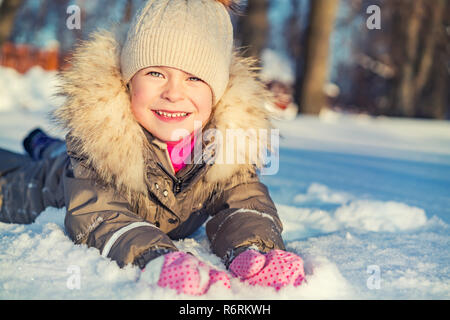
[121,0,234,104]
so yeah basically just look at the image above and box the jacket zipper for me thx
[157,162,183,194]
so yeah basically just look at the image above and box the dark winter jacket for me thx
[0,30,285,269]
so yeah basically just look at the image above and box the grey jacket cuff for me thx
[223,245,264,269]
[133,247,177,270]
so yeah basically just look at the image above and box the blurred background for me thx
[0,0,449,119]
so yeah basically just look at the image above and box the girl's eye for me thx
[147,71,164,78]
[188,76,202,82]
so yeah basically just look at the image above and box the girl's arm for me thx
[205,174,285,267]
[63,155,177,268]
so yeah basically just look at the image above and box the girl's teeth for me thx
[156,111,188,118]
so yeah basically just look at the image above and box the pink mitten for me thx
[141,251,230,295]
[229,249,305,290]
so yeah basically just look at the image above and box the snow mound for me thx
[0,66,63,112]
[294,183,354,204]
[335,200,427,232]
[282,183,428,240]
[0,207,140,299]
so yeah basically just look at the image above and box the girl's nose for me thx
[161,79,184,102]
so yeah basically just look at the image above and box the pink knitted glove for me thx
[229,249,305,290]
[141,251,231,295]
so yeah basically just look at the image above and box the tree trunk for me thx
[414,0,445,94]
[0,0,23,46]
[296,0,339,115]
[237,0,269,63]
[392,0,446,118]
[122,0,133,23]
[396,0,424,117]
[424,0,448,119]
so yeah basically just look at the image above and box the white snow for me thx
[334,200,428,233]
[0,66,63,113]
[0,66,449,299]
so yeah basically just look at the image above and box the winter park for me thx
[0,0,449,302]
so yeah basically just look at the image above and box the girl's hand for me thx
[141,251,231,295]
[229,249,305,290]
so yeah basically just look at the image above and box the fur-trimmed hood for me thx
[53,29,274,199]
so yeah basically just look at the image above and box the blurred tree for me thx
[426,0,449,119]
[390,0,447,118]
[284,0,304,63]
[283,0,307,117]
[236,0,269,64]
[0,0,23,46]
[334,0,395,116]
[330,0,448,119]
[294,0,339,114]
[123,0,134,23]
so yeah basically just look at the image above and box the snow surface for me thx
[0,66,449,299]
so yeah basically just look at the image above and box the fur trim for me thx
[53,29,274,197]
[204,54,274,184]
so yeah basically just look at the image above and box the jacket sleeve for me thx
[205,172,285,266]
[63,155,177,268]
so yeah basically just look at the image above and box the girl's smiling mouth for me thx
[152,109,192,122]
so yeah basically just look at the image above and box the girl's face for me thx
[130,66,213,142]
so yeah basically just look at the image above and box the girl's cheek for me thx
[131,87,142,101]
[199,100,213,124]
[131,89,149,107]
[131,91,147,115]
[195,112,211,129]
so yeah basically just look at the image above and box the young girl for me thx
[0,0,304,295]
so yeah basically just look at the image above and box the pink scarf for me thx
[165,132,197,173]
